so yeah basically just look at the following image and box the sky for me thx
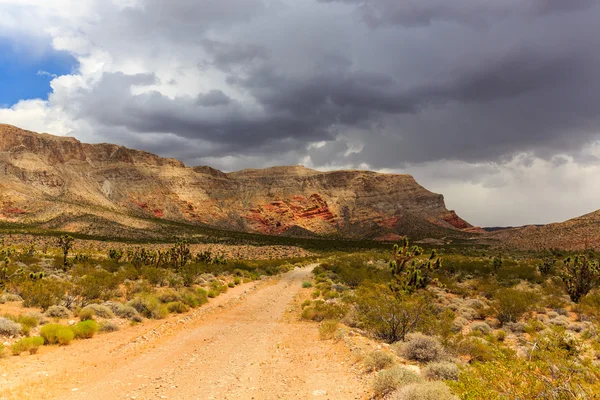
[1,0,599,227]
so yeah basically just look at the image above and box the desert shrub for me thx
[233,277,241,285]
[141,266,168,286]
[22,311,46,325]
[195,288,209,304]
[0,317,21,336]
[81,304,114,319]
[373,365,424,396]
[0,293,22,303]
[390,382,458,400]
[78,308,95,321]
[40,324,74,345]
[395,333,445,363]
[73,320,99,339]
[106,302,140,320]
[470,321,492,335]
[448,348,600,399]
[457,307,479,321]
[157,290,182,304]
[576,292,600,321]
[301,300,347,322]
[227,282,235,288]
[302,281,313,288]
[363,351,395,372]
[504,322,526,333]
[355,285,434,343]
[73,269,120,305]
[11,336,44,355]
[448,336,496,363]
[318,319,339,340]
[423,362,460,381]
[451,317,468,333]
[99,321,119,332]
[166,301,189,314]
[493,288,538,324]
[127,295,169,319]
[45,305,71,318]
[18,315,39,336]
[19,278,68,311]
[495,329,507,341]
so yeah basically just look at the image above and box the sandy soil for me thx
[0,266,368,400]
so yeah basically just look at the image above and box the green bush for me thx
[302,281,313,288]
[318,319,339,340]
[157,290,182,304]
[373,365,424,397]
[195,288,209,304]
[73,320,99,339]
[11,336,44,355]
[493,288,539,324]
[19,278,68,311]
[127,295,169,319]
[78,307,95,321]
[364,351,395,372]
[166,301,189,314]
[40,324,74,345]
[390,382,458,400]
[355,286,434,343]
[18,314,39,336]
[300,300,347,322]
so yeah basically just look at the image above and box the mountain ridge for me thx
[0,123,477,240]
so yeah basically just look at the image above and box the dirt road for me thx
[0,266,368,400]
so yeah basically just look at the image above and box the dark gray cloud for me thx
[318,0,596,27]
[6,0,600,227]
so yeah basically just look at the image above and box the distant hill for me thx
[487,211,600,251]
[0,124,478,241]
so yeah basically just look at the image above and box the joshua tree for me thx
[492,256,503,273]
[57,235,74,268]
[389,238,442,296]
[561,255,600,303]
[538,257,555,275]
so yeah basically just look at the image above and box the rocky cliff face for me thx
[0,124,475,239]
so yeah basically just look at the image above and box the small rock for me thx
[313,390,327,396]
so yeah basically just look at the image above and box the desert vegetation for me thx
[301,240,600,399]
[0,235,312,356]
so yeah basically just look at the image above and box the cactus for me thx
[108,248,123,262]
[561,255,600,303]
[389,238,442,296]
[492,256,503,273]
[538,257,555,275]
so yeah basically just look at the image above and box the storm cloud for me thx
[1,0,600,226]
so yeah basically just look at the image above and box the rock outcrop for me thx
[0,124,477,239]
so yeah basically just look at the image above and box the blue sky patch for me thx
[0,38,78,107]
